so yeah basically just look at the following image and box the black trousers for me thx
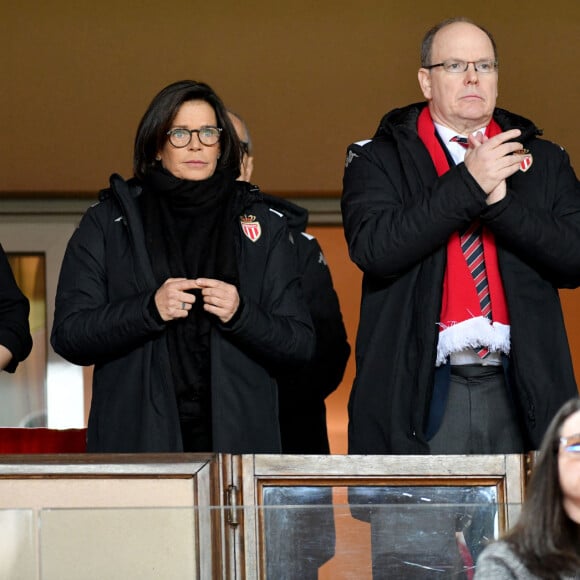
[428,364,525,454]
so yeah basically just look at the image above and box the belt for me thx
[449,348,502,366]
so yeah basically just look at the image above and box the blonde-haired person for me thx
[475,398,580,578]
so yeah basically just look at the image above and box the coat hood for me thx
[260,192,309,233]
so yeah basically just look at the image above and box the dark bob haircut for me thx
[133,80,241,180]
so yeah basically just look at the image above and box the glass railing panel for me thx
[39,507,207,580]
[260,500,517,580]
[14,502,526,579]
[0,509,36,580]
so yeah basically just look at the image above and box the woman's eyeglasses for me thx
[559,433,580,454]
[166,126,222,148]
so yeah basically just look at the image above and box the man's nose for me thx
[464,63,479,83]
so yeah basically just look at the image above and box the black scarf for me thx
[140,166,240,426]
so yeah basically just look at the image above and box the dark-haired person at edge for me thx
[341,17,580,579]
[475,397,580,579]
[51,80,315,454]
[0,244,32,373]
[228,110,351,454]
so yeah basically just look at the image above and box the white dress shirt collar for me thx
[433,122,487,165]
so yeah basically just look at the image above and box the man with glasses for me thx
[342,17,580,458]
[228,110,350,454]
[227,113,254,183]
[228,111,350,578]
[342,17,580,578]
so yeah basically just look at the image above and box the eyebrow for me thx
[170,124,217,129]
[560,432,580,441]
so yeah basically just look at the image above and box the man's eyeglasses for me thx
[424,59,498,74]
[166,126,222,148]
[240,141,250,155]
[559,433,580,454]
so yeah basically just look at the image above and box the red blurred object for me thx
[0,428,87,453]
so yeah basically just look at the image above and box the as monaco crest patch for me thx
[515,148,533,173]
[520,155,533,172]
[240,214,262,242]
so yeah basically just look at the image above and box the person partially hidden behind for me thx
[228,110,350,579]
[228,110,351,454]
[51,80,315,453]
[475,397,580,579]
[0,244,32,373]
[341,17,580,456]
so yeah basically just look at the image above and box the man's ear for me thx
[244,155,254,182]
[417,68,432,100]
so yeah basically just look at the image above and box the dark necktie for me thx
[450,135,469,148]
[451,136,491,358]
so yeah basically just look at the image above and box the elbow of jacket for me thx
[51,333,93,367]
[277,326,316,364]
[350,249,403,279]
[545,263,580,289]
[298,327,316,363]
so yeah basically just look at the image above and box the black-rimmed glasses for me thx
[424,59,498,73]
[166,126,222,148]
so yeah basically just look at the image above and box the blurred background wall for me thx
[3,0,578,193]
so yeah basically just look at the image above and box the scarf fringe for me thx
[436,318,511,366]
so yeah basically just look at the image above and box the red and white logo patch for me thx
[240,214,261,242]
[520,155,533,172]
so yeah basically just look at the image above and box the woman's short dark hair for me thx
[133,80,241,180]
[420,17,498,68]
[502,397,580,575]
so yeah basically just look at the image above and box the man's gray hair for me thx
[420,17,498,68]
[228,110,253,155]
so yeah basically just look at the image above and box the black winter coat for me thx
[51,175,315,453]
[261,194,350,453]
[342,103,580,454]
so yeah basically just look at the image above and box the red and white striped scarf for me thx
[416,106,510,365]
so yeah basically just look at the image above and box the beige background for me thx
[2,0,578,193]
[2,1,579,453]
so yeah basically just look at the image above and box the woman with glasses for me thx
[51,80,314,453]
[475,397,580,578]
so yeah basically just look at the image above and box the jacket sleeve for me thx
[51,206,165,366]
[341,139,488,279]
[482,142,580,288]
[290,234,350,398]
[0,244,33,373]
[219,213,315,364]
[473,542,526,579]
